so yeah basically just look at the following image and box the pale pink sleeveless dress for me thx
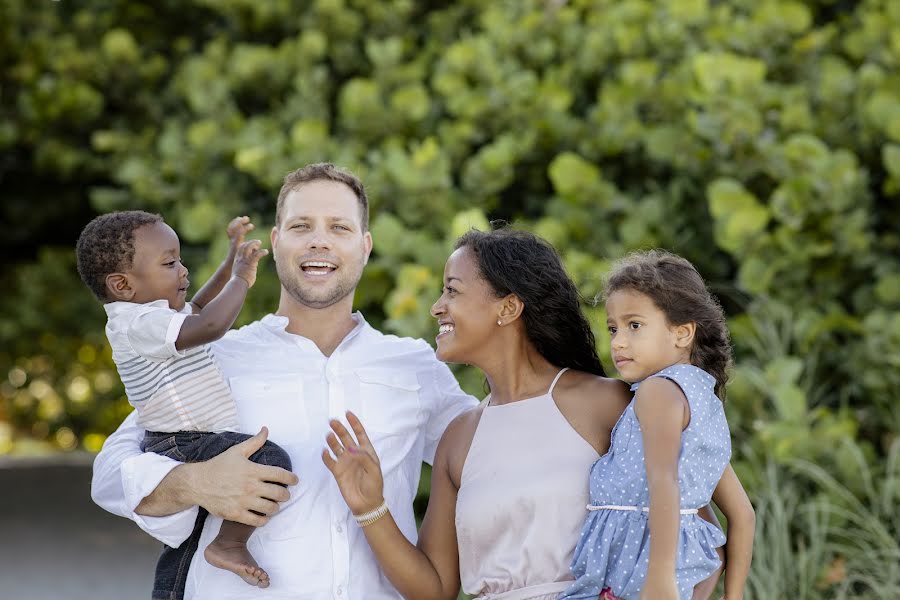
[455,368,601,600]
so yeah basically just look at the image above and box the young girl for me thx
[558,250,755,600]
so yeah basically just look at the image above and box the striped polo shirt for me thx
[104,300,239,433]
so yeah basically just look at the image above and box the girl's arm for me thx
[323,411,461,600]
[712,464,755,600]
[190,216,254,311]
[634,377,690,600]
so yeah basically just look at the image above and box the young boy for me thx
[76,211,293,600]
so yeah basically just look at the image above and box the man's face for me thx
[271,180,372,309]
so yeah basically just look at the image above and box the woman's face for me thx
[430,246,504,365]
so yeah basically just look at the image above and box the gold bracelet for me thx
[354,500,389,527]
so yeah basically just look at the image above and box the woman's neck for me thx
[479,338,560,406]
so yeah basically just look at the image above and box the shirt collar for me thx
[104,299,174,318]
[260,311,370,346]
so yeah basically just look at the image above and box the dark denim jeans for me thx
[140,430,293,600]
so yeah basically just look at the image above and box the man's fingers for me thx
[251,463,298,487]
[247,496,280,516]
[235,427,268,458]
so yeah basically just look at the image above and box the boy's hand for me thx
[227,216,254,249]
[232,239,269,287]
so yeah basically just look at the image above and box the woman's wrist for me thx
[353,498,388,527]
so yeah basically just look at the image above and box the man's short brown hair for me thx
[275,163,369,230]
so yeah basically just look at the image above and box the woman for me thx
[322,229,718,599]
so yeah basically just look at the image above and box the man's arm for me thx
[92,415,299,540]
[135,427,298,526]
[91,411,199,547]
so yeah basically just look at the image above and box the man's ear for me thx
[270,226,279,262]
[497,294,524,326]
[673,322,696,349]
[105,273,135,302]
[363,231,373,265]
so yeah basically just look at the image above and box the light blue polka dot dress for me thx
[557,364,730,600]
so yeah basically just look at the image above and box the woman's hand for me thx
[322,411,385,515]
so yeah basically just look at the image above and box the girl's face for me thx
[605,288,690,383]
[430,246,505,365]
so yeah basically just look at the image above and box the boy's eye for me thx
[164,261,176,267]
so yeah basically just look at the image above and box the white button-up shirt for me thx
[91,313,477,599]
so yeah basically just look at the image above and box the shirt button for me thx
[336,586,343,595]
[335,524,343,533]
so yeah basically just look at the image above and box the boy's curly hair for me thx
[76,210,163,302]
[604,249,733,398]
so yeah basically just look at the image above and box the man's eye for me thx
[333,225,350,231]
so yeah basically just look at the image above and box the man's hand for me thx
[186,427,298,527]
[231,239,268,288]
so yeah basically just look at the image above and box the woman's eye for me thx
[629,322,641,330]
[607,326,617,335]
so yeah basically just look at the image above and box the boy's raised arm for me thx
[189,216,254,311]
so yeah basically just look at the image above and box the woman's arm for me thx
[712,464,755,600]
[635,377,690,600]
[323,411,462,600]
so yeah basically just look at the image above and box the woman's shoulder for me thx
[557,370,631,404]
[438,401,487,487]
[555,370,631,422]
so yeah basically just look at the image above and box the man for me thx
[91,163,478,599]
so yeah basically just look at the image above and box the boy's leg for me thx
[141,433,211,600]
[179,432,293,588]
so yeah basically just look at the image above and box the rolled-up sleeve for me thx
[91,411,198,548]
[423,359,478,464]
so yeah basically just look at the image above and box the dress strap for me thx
[548,367,569,395]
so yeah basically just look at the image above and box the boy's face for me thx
[124,222,190,310]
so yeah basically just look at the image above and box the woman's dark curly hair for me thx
[604,250,732,398]
[455,227,605,377]
[76,210,163,301]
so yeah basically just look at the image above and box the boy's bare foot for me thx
[204,538,270,588]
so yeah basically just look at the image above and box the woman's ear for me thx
[673,322,696,349]
[496,294,524,326]
[105,273,135,302]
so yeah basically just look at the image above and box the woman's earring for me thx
[497,319,502,326]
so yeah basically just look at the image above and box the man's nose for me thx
[308,231,331,250]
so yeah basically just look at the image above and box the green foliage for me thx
[1,1,898,594]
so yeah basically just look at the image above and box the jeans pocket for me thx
[141,434,186,460]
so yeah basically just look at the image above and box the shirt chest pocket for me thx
[228,374,309,444]
[354,368,421,435]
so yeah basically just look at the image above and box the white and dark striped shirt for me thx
[104,300,239,433]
